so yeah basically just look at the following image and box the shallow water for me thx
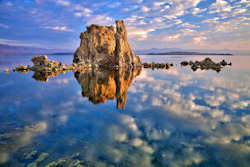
[0,54,250,167]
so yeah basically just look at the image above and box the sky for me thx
[0,0,250,52]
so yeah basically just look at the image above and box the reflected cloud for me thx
[1,58,250,166]
[0,121,47,163]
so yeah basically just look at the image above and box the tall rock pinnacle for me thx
[73,20,141,67]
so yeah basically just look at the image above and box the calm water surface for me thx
[0,55,250,167]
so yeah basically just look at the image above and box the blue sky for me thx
[0,0,249,51]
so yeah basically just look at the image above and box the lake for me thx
[0,54,250,167]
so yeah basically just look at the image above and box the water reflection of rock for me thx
[32,71,59,82]
[75,68,141,109]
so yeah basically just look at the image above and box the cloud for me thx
[233,8,247,15]
[127,26,155,40]
[0,38,41,47]
[153,1,165,7]
[141,6,150,12]
[181,28,197,36]
[182,23,200,28]
[43,26,73,32]
[192,7,207,15]
[0,24,9,29]
[163,34,181,41]
[85,15,114,25]
[108,2,121,8]
[53,0,70,6]
[193,36,207,44]
[209,0,232,13]
[73,4,92,17]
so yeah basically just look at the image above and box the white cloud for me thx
[127,26,155,40]
[54,0,70,6]
[141,6,150,12]
[73,4,92,17]
[192,7,207,15]
[182,23,200,28]
[5,2,13,6]
[193,36,207,44]
[209,0,232,13]
[202,17,220,24]
[0,24,9,29]
[0,38,41,47]
[43,26,73,32]
[163,34,181,41]
[86,15,114,25]
[233,8,247,15]
[108,2,121,8]
[153,1,165,7]
[181,28,197,36]
[135,0,143,3]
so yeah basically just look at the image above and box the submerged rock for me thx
[36,152,49,163]
[27,152,49,167]
[45,158,66,167]
[74,20,141,67]
[24,150,38,160]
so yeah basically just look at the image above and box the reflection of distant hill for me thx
[0,44,73,56]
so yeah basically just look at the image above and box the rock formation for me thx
[32,71,59,82]
[74,68,141,109]
[143,62,173,69]
[73,20,141,67]
[180,58,232,72]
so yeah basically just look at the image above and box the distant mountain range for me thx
[0,44,73,56]
[145,51,232,56]
[134,48,249,55]
[0,44,248,56]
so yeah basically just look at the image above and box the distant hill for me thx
[146,51,233,56]
[49,52,74,55]
[135,48,239,55]
[135,48,184,55]
[0,44,73,56]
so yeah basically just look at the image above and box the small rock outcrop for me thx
[73,20,141,67]
[180,58,232,72]
[143,62,173,69]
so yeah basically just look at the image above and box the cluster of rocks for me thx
[143,62,173,69]
[13,55,75,73]
[180,58,232,72]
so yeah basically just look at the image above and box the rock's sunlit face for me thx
[0,0,249,52]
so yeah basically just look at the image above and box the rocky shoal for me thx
[180,57,232,72]
[10,55,232,76]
